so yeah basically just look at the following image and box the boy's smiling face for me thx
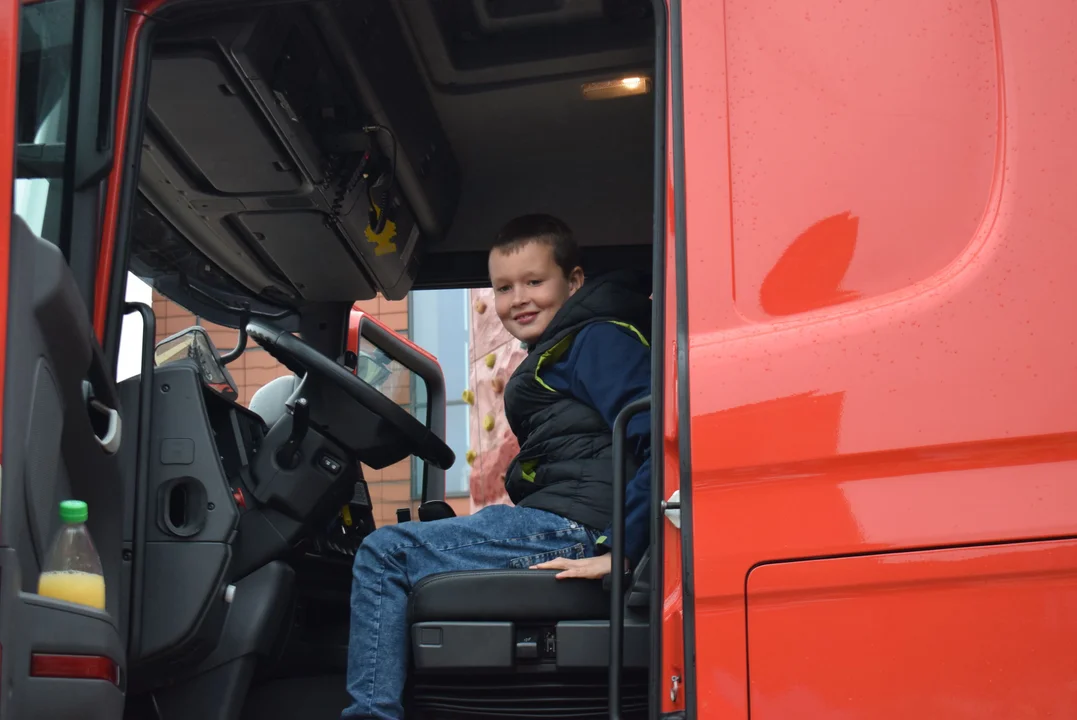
[489,240,583,344]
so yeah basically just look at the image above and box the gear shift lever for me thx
[276,397,309,469]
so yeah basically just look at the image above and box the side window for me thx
[14,0,75,242]
[409,289,471,498]
[347,290,471,525]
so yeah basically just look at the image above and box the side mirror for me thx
[355,346,395,389]
[154,326,239,401]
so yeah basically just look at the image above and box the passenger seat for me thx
[248,374,300,427]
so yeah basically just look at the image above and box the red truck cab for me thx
[2,0,1077,718]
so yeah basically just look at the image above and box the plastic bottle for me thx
[37,500,106,611]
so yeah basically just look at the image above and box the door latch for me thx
[670,674,681,703]
[662,490,681,529]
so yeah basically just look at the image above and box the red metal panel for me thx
[95,0,168,338]
[748,540,1077,718]
[0,0,18,458]
[679,0,1077,716]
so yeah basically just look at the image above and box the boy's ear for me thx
[567,266,585,295]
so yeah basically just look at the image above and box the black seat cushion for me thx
[408,570,610,623]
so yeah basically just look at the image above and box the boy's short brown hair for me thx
[492,214,581,279]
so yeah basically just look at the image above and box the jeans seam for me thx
[508,541,586,569]
[383,525,582,559]
[363,555,386,717]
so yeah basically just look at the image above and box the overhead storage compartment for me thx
[139,4,461,305]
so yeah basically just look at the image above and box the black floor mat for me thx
[241,675,350,720]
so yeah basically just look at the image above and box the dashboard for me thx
[127,317,449,687]
[152,316,449,569]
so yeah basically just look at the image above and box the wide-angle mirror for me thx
[154,326,239,401]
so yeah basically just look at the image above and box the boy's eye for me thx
[527,279,543,287]
[495,285,510,293]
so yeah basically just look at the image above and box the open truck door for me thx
[673,1,1077,717]
[1,0,128,717]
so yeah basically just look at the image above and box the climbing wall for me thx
[465,288,527,511]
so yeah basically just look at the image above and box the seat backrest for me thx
[248,374,300,427]
[625,548,651,609]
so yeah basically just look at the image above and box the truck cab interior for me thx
[7,1,665,719]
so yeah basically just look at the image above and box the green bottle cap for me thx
[59,500,88,524]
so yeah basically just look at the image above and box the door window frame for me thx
[14,0,123,314]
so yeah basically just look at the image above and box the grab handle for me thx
[609,395,651,720]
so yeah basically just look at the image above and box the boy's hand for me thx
[531,554,613,580]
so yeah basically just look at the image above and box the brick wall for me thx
[151,292,470,526]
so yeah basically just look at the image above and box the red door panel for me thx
[747,540,1077,718]
[678,0,1077,716]
[0,0,16,437]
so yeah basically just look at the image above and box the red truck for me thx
[2,0,1076,718]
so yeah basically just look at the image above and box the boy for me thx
[342,214,652,720]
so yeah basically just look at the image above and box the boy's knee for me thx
[354,524,401,566]
[354,522,421,566]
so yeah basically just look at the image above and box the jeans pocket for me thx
[509,542,586,569]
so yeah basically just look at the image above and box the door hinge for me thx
[662,490,681,529]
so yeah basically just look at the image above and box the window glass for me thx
[409,289,470,399]
[409,289,472,497]
[14,0,75,242]
[411,403,471,498]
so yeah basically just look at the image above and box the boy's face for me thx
[488,241,583,344]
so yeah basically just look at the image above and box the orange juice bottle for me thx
[37,500,105,611]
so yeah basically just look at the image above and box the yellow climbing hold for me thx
[483,413,494,432]
[462,389,475,405]
[465,449,477,466]
[474,299,487,314]
[485,353,496,368]
[491,376,505,394]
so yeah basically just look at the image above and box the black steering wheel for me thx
[245,319,455,470]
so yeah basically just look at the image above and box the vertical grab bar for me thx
[123,301,155,659]
[610,395,652,720]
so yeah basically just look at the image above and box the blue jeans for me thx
[341,504,599,719]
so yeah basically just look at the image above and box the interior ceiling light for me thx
[581,75,652,100]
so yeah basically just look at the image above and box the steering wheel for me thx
[245,319,455,470]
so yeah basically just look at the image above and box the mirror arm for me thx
[221,310,251,365]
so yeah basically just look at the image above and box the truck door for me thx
[1,0,128,717]
[675,1,1077,718]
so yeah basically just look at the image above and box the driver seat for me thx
[405,550,652,719]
